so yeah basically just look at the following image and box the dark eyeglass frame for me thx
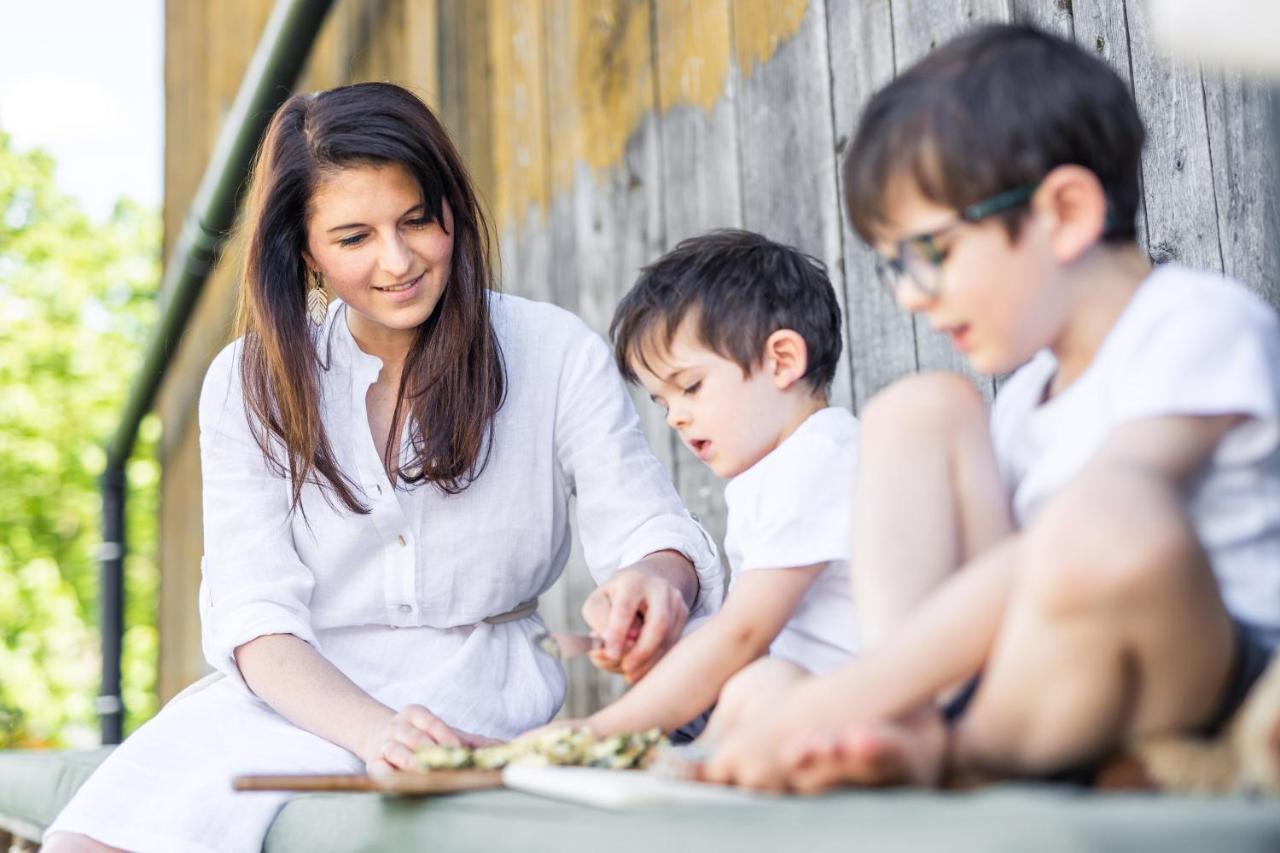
[875,183,1038,301]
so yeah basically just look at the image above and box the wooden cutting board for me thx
[233,769,503,796]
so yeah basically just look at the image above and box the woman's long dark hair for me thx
[235,82,505,514]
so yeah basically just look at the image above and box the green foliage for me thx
[0,130,160,747]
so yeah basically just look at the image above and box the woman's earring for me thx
[306,268,329,327]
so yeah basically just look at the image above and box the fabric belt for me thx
[482,598,538,625]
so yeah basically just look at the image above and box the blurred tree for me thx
[0,129,159,747]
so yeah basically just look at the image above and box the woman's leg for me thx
[40,833,122,853]
[41,675,361,853]
[853,373,1013,648]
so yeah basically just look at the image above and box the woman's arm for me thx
[235,634,492,772]
[585,564,823,735]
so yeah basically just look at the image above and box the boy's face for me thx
[631,319,797,479]
[875,183,1068,376]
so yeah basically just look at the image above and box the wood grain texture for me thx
[1070,0,1150,252]
[733,0,854,410]
[1123,0,1223,271]
[233,769,503,794]
[888,0,1008,397]
[1010,0,1074,38]
[827,0,916,408]
[1202,73,1280,304]
[653,0,740,558]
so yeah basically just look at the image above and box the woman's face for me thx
[304,161,455,355]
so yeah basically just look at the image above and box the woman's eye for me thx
[682,381,702,396]
[406,216,434,228]
[338,233,367,247]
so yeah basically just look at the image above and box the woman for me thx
[45,82,720,852]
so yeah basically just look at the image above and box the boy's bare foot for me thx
[785,706,948,793]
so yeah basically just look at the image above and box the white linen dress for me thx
[46,293,722,853]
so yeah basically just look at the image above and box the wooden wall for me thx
[157,0,1279,715]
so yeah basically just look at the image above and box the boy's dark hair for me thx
[610,229,842,394]
[842,24,1145,244]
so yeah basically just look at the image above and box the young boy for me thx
[571,229,861,739]
[703,24,1280,790]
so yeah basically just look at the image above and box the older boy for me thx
[705,24,1280,791]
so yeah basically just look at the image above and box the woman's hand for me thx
[360,704,499,775]
[582,551,697,684]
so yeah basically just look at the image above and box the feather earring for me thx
[306,268,329,327]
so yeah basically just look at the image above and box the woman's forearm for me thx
[235,633,394,761]
[632,549,700,609]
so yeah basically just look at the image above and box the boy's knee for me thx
[1024,474,1201,615]
[863,372,986,438]
[720,657,804,714]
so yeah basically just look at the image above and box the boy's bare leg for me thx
[950,468,1235,776]
[853,373,1013,647]
[770,374,1014,793]
[699,657,808,748]
[792,468,1236,789]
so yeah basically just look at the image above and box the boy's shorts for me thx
[941,618,1274,785]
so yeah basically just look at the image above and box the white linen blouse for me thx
[198,292,722,735]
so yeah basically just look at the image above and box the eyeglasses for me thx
[874,184,1037,301]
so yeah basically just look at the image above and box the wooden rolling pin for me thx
[233,769,503,795]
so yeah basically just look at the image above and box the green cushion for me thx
[265,786,1280,853]
[3,749,1279,852]
[0,747,113,837]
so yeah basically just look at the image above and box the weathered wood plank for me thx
[488,0,553,301]
[653,0,740,559]
[1069,0,1150,253]
[526,0,672,711]
[404,0,440,106]
[732,0,854,410]
[535,0,590,719]
[435,0,494,205]
[1202,73,1280,305]
[889,0,1009,395]
[1122,0,1223,271]
[1010,0,1074,38]
[541,0,581,315]
[827,0,916,406]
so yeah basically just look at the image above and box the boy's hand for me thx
[583,553,694,684]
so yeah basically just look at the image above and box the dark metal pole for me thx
[98,469,126,744]
[97,0,335,744]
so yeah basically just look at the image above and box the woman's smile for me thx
[374,271,425,300]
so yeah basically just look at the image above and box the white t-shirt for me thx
[723,406,861,674]
[991,264,1280,649]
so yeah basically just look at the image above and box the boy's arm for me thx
[706,413,1243,784]
[586,564,824,736]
